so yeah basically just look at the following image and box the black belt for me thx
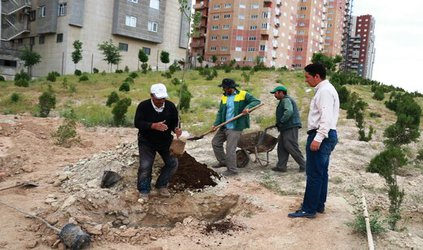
[307,129,317,135]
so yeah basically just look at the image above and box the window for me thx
[148,21,158,32]
[222,24,230,30]
[251,3,259,9]
[236,35,243,40]
[223,14,231,19]
[143,47,151,55]
[248,47,256,51]
[224,3,232,8]
[211,25,218,30]
[29,10,36,21]
[235,47,242,51]
[237,25,244,30]
[125,16,137,27]
[58,3,67,16]
[56,33,63,43]
[251,14,258,20]
[239,14,245,20]
[211,35,217,40]
[213,4,220,9]
[213,15,220,20]
[221,57,227,61]
[222,35,229,40]
[259,45,266,51]
[39,35,45,44]
[239,3,246,8]
[128,0,138,2]
[29,37,35,45]
[210,46,217,51]
[248,36,256,41]
[262,12,269,18]
[299,6,307,10]
[262,23,268,29]
[221,46,228,51]
[119,43,128,51]
[39,6,46,17]
[250,25,257,30]
[150,0,159,9]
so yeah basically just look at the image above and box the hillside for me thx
[0,70,422,249]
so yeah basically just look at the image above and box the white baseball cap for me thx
[150,83,168,99]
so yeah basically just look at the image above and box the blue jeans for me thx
[137,138,178,194]
[302,130,337,214]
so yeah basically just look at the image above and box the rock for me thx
[119,228,138,237]
[24,240,38,249]
[60,195,76,210]
[85,224,103,235]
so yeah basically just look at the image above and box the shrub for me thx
[171,78,182,85]
[74,69,82,76]
[93,68,99,73]
[10,93,20,103]
[69,83,77,93]
[79,74,89,81]
[106,91,120,107]
[47,72,57,82]
[115,69,123,73]
[112,98,131,126]
[124,77,134,84]
[124,66,129,72]
[417,148,423,162]
[119,82,130,92]
[161,71,172,79]
[129,72,138,78]
[178,83,192,112]
[0,75,5,81]
[347,208,386,236]
[38,91,56,117]
[52,110,80,147]
[15,78,29,87]
[14,70,30,81]
[373,88,385,101]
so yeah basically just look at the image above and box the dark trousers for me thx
[302,130,337,214]
[137,139,178,194]
[276,127,306,170]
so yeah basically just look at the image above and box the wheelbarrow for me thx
[236,126,278,168]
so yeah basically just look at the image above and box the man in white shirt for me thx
[288,63,340,218]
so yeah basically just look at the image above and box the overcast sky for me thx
[354,0,423,93]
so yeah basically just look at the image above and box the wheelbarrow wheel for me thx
[236,149,249,168]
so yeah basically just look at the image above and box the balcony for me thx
[276,0,282,6]
[273,29,279,37]
[272,40,278,48]
[193,3,207,10]
[275,8,281,16]
[264,0,272,3]
[1,17,30,41]
[1,0,31,15]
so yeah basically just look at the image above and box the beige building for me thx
[0,0,190,78]
[193,0,349,69]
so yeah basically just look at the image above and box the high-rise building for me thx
[323,0,349,57]
[192,0,349,69]
[0,0,190,78]
[344,14,375,78]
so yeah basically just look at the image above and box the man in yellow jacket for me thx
[211,78,261,176]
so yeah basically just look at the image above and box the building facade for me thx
[192,0,350,69]
[0,0,190,78]
[344,14,375,78]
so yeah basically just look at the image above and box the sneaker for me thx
[212,163,226,168]
[271,167,287,172]
[222,170,238,177]
[138,193,149,203]
[288,210,316,218]
[158,187,171,197]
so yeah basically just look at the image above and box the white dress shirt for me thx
[308,79,340,142]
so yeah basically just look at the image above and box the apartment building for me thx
[322,0,348,57]
[193,0,349,69]
[0,0,190,78]
[344,14,375,78]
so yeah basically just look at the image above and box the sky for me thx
[354,0,423,93]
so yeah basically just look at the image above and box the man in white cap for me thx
[134,83,182,202]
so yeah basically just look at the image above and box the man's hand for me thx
[241,108,249,115]
[310,140,321,151]
[174,128,182,138]
[211,126,217,132]
[152,120,168,132]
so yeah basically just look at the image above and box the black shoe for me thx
[317,207,325,213]
[271,167,287,172]
[212,163,226,168]
[299,167,305,172]
[222,170,238,176]
[288,210,316,218]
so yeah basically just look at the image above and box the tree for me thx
[138,49,149,73]
[98,40,122,72]
[160,51,170,70]
[19,47,41,77]
[211,55,217,63]
[71,40,83,70]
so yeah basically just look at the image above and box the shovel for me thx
[187,103,264,141]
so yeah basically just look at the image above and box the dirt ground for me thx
[0,112,422,250]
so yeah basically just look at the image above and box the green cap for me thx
[270,85,287,94]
